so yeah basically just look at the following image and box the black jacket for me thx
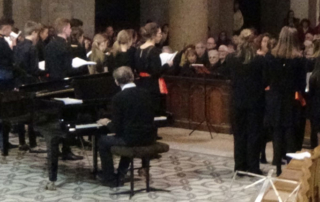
[266,54,307,127]
[14,39,39,76]
[45,36,73,80]
[134,46,169,94]
[228,54,268,109]
[0,35,14,71]
[107,86,156,146]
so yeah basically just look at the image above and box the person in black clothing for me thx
[0,18,19,154]
[88,34,109,74]
[135,22,173,115]
[217,45,231,79]
[70,18,83,28]
[45,18,85,80]
[14,21,42,82]
[110,30,132,72]
[195,42,209,65]
[36,25,49,62]
[70,27,87,60]
[228,29,267,175]
[266,26,306,176]
[179,48,197,77]
[217,31,231,47]
[45,18,84,161]
[97,66,156,186]
[207,49,222,77]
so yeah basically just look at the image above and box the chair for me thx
[110,142,170,199]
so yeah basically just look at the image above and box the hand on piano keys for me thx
[97,118,111,126]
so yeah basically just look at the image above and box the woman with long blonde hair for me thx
[110,30,134,72]
[267,26,306,176]
[227,29,267,175]
[88,34,109,74]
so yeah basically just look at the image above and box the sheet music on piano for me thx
[54,98,83,105]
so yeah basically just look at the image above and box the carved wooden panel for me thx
[164,76,231,133]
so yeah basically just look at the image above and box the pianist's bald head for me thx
[113,66,134,86]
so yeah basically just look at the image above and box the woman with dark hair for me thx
[256,33,271,56]
[227,29,267,175]
[217,31,231,47]
[266,26,306,175]
[160,24,169,47]
[70,27,86,60]
[36,25,49,61]
[283,10,300,28]
[298,19,313,43]
[134,22,173,134]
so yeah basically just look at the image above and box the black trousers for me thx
[310,118,320,149]
[98,135,130,180]
[272,126,295,166]
[232,107,263,173]
[16,124,37,148]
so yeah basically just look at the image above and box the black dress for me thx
[227,54,268,174]
[309,58,320,149]
[265,54,306,174]
[134,46,169,115]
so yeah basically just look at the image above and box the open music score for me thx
[69,116,168,132]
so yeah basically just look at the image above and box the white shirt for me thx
[121,83,136,91]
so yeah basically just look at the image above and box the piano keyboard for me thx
[69,116,168,132]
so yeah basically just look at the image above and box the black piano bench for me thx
[110,142,170,199]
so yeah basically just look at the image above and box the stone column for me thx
[0,0,3,18]
[73,0,95,38]
[208,0,220,37]
[12,0,31,30]
[169,0,208,51]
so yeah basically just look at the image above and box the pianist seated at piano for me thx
[97,66,156,187]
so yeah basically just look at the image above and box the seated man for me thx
[97,66,156,187]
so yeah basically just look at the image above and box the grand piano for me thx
[0,72,173,189]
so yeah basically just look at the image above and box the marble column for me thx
[169,0,208,51]
[0,0,3,18]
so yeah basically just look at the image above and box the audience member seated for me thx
[298,19,313,44]
[97,66,156,187]
[88,34,109,74]
[207,49,222,77]
[195,42,208,65]
[206,37,217,51]
[217,45,230,79]
[179,48,197,77]
[217,31,231,47]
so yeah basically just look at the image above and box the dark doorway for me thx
[95,0,140,34]
[238,0,261,33]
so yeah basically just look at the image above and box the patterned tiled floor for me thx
[0,130,275,202]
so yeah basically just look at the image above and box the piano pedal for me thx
[45,182,56,191]
[0,156,7,164]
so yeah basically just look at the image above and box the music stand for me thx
[188,64,214,139]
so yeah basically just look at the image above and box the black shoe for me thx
[97,173,118,187]
[156,136,163,140]
[19,144,30,151]
[8,143,18,149]
[29,146,47,153]
[61,152,84,161]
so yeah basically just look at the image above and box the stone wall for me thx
[12,0,95,38]
[0,0,3,18]
[140,0,169,26]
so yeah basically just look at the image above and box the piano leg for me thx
[46,136,61,185]
[92,134,99,177]
[0,121,10,159]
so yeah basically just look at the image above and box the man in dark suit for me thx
[97,66,156,187]
[44,18,83,160]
